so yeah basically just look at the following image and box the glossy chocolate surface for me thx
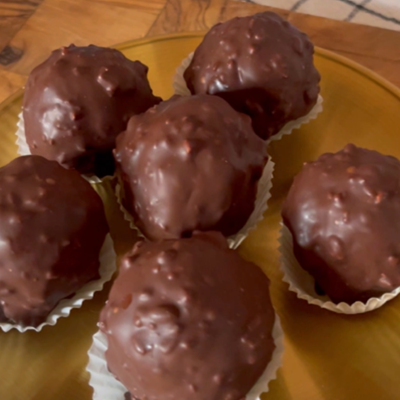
[282,144,400,303]
[0,155,108,326]
[114,94,268,240]
[100,231,275,400]
[184,12,320,139]
[23,44,161,176]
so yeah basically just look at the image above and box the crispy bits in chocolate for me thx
[23,44,161,176]
[100,231,276,400]
[282,144,400,303]
[184,12,320,139]
[0,155,108,326]
[114,94,268,241]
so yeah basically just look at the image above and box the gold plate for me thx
[1,33,400,400]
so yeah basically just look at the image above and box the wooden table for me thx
[1,0,400,105]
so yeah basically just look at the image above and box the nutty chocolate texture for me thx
[0,155,108,326]
[23,44,161,176]
[114,94,268,241]
[282,144,400,303]
[100,231,275,400]
[184,12,320,139]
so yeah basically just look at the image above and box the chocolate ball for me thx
[0,155,108,326]
[23,44,161,176]
[184,12,320,140]
[282,144,400,304]
[100,231,276,400]
[114,94,268,241]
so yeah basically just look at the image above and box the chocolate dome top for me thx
[23,44,161,176]
[282,144,400,303]
[100,231,276,400]
[184,12,320,139]
[0,155,108,326]
[114,94,267,240]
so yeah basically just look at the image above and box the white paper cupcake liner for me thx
[115,157,274,250]
[87,314,284,400]
[0,234,117,333]
[266,95,323,143]
[279,224,400,314]
[246,314,284,400]
[114,182,144,242]
[173,52,323,143]
[15,113,115,184]
[172,52,193,97]
[16,112,30,156]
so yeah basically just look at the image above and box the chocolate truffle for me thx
[0,155,108,326]
[282,144,400,304]
[23,44,161,176]
[100,231,276,400]
[184,12,320,140]
[114,94,268,241]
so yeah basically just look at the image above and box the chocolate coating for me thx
[0,155,108,326]
[282,144,400,304]
[23,44,161,176]
[184,12,320,140]
[100,231,275,400]
[114,94,268,241]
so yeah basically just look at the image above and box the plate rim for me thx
[1,31,400,111]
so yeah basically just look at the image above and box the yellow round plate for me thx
[1,33,400,400]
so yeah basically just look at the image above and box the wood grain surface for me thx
[0,0,400,103]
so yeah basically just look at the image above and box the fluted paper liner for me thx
[279,224,400,314]
[87,314,284,400]
[173,52,324,143]
[0,234,117,333]
[115,157,274,250]
[15,113,115,184]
